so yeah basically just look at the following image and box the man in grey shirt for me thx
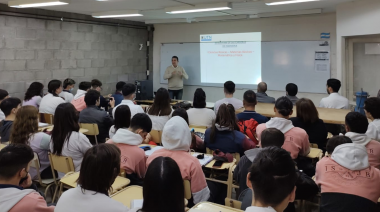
[256,82,275,103]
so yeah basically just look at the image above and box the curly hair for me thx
[10,106,39,145]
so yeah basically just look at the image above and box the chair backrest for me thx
[189,125,208,129]
[310,143,318,148]
[225,198,242,210]
[150,130,162,145]
[48,153,75,174]
[30,152,44,183]
[39,113,54,125]
[183,180,192,200]
[79,123,99,136]
[0,144,7,150]
[206,148,240,163]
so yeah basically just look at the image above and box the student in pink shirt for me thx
[71,81,91,112]
[256,97,310,159]
[344,112,380,169]
[106,112,151,185]
[316,136,380,212]
[146,116,210,204]
[0,144,54,212]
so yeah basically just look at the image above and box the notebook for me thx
[144,146,164,156]
[192,153,213,166]
[131,199,143,209]
[38,122,49,127]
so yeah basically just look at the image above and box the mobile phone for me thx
[213,160,224,168]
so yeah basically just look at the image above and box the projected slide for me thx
[200,32,261,84]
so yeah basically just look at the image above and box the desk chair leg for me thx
[51,183,59,203]
[95,136,98,145]
[58,182,64,199]
[44,184,54,200]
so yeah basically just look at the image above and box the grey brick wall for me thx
[0,15,148,99]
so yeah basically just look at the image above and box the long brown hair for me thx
[296,98,319,124]
[148,88,172,116]
[210,104,239,143]
[10,106,39,145]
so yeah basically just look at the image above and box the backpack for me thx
[237,119,259,146]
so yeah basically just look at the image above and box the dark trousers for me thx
[169,89,183,100]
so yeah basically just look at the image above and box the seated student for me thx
[256,97,310,159]
[285,83,299,105]
[112,81,126,106]
[290,98,328,150]
[0,89,9,120]
[91,79,109,110]
[319,78,349,109]
[23,82,44,108]
[39,80,65,115]
[0,144,55,212]
[344,112,380,169]
[147,88,173,130]
[112,83,144,118]
[172,108,189,124]
[147,116,210,204]
[109,105,131,139]
[55,144,128,212]
[187,88,216,128]
[237,90,268,124]
[59,78,76,103]
[364,97,380,141]
[129,157,185,212]
[316,136,380,212]
[106,113,151,185]
[205,104,256,156]
[244,147,297,212]
[173,108,203,151]
[214,81,243,114]
[0,98,21,143]
[10,106,52,180]
[79,90,115,143]
[50,103,92,172]
[71,81,92,112]
[256,82,275,103]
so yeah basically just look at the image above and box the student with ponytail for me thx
[59,78,76,103]
[39,80,65,115]
[256,97,310,159]
[245,147,297,212]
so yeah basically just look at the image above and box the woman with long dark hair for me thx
[147,88,173,131]
[55,144,129,212]
[204,104,255,156]
[130,157,185,212]
[23,82,44,108]
[187,88,215,127]
[39,80,65,115]
[49,103,92,172]
[10,105,52,179]
[109,105,131,139]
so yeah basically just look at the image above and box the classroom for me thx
[0,0,380,212]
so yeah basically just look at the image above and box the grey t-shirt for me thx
[214,97,243,114]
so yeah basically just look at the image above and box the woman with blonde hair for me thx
[10,105,52,180]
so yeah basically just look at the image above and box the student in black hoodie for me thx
[0,98,21,143]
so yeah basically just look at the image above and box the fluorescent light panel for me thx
[8,0,69,8]
[166,2,232,14]
[266,0,320,6]
[92,10,143,18]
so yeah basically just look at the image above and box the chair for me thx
[48,153,75,203]
[189,125,208,129]
[0,144,7,150]
[30,153,56,199]
[79,123,100,145]
[228,165,239,199]
[310,143,318,148]
[225,198,242,210]
[183,180,192,200]
[150,130,162,145]
[111,186,143,208]
[206,148,241,163]
[39,113,54,125]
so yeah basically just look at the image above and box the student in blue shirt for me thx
[112,81,126,107]
[237,90,268,124]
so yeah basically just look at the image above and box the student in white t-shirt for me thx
[39,80,65,115]
[214,81,243,114]
[0,89,9,120]
[59,78,76,103]
[112,83,144,118]
[146,88,173,131]
[364,97,380,141]
[244,147,297,212]
[187,88,215,128]
[319,79,349,109]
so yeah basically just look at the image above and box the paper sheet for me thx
[192,153,213,166]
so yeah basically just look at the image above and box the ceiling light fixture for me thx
[265,0,320,6]
[165,2,232,14]
[92,10,143,18]
[8,0,70,8]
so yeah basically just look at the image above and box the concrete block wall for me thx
[0,15,148,99]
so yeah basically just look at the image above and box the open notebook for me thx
[144,146,164,156]
[192,153,213,166]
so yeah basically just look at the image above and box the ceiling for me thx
[0,0,355,23]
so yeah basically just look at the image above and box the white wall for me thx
[336,0,380,96]
[153,13,337,104]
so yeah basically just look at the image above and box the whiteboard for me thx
[160,41,330,93]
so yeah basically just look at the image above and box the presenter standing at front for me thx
[164,56,188,100]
